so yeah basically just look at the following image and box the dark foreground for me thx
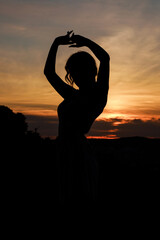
[91,137,159,207]
[2,137,160,215]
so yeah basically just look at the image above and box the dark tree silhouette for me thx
[0,105,28,142]
[0,105,43,146]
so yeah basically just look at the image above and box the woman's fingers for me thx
[67,30,74,38]
[69,44,81,48]
[69,44,76,48]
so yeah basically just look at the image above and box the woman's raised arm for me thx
[44,32,77,99]
[70,34,110,96]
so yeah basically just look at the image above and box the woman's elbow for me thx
[44,68,52,79]
[44,67,48,77]
[103,52,110,62]
[44,69,56,82]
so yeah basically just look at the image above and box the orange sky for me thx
[0,0,160,138]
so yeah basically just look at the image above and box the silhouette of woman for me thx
[44,31,110,205]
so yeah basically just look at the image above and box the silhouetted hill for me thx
[1,106,159,213]
[89,137,160,207]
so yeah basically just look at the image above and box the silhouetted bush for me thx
[0,105,43,146]
[0,105,28,142]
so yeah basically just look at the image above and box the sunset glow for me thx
[0,0,160,138]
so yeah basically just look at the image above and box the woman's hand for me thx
[69,34,88,48]
[54,31,74,45]
[54,31,88,48]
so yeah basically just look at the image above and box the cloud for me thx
[88,118,160,138]
[25,113,160,139]
[116,118,160,138]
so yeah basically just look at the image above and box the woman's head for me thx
[65,51,97,88]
